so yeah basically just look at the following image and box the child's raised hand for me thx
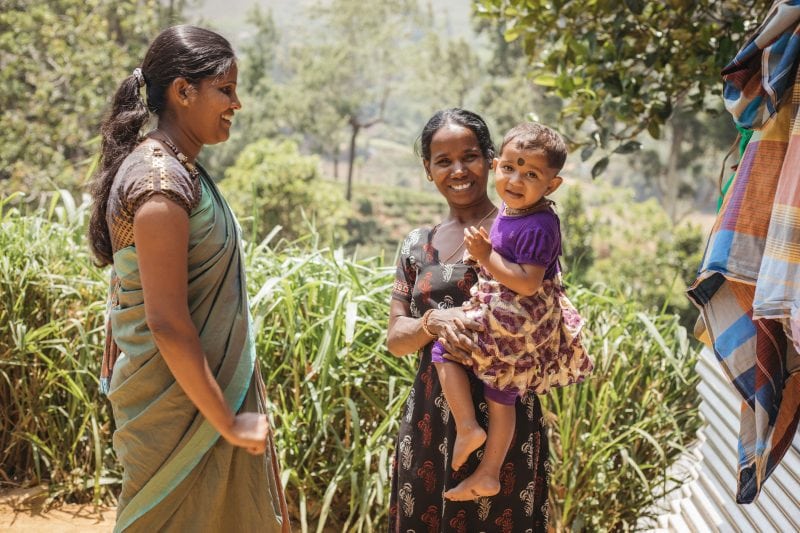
[463,225,492,262]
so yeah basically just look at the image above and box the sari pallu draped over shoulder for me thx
[689,23,800,503]
[104,169,288,532]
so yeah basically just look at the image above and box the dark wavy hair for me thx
[500,122,567,171]
[417,108,495,162]
[88,25,236,266]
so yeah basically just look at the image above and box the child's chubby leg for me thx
[431,341,487,471]
[444,386,516,501]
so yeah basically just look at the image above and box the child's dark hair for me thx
[500,122,567,171]
[418,108,495,161]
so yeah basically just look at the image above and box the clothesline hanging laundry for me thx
[688,0,800,505]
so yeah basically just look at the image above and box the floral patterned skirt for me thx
[389,350,550,532]
[463,274,593,396]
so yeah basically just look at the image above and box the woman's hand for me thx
[428,308,482,366]
[222,412,269,455]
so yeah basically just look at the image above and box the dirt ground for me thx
[0,487,113,532]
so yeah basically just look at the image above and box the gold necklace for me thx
[503,198,552,217]
[151,130,200,179]
[440,205,497,264]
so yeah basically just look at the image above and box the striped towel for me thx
[723,0,800,129]
[689,56,800,503]
[689,275,800,504]
[753,82,800,321]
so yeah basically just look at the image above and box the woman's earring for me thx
[426,174,433,182]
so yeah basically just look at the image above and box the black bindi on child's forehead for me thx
[517,157,525,166]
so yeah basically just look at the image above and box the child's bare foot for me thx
[443,472,500,501]
[451,425,486,471]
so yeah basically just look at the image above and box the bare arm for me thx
[387,299,483,362]
[464,226,545,297]
[387,299,435,356]
[134,196,267,455]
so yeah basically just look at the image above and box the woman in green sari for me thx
[87,26,289,532]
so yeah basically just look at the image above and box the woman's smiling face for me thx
[186,62,241,145]
[424,123,490,208]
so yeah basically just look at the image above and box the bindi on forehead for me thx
[517,157,525,166]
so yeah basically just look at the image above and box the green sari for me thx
[106,169,288,532]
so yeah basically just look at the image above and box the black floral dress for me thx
[389,227,550,533]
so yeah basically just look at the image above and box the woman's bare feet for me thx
[443,471,500,501]
[451,424,487,471]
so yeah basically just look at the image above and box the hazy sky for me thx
[195,0,476,49]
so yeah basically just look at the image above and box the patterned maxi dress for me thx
[389,226,550,533]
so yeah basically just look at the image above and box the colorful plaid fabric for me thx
[722,0,800,129]
[689,52,800,503]
[697,101,791,283]
[689,275,800,504]
[753,79,800,321]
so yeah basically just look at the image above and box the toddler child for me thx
[432,122,593,501]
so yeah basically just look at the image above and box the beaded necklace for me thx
[151,131,200,179]
[503,198,553,217]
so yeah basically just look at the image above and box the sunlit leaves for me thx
[0,0,161,194]
[476,0,772,152]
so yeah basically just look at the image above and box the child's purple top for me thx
[491,204,562,280]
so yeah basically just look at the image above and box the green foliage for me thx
[559,187,595,282]
[1,191,701,530]
[412,35,482,110]
[545,285,701,530]
[0,193,114,502]
[628,107,737,222]
[474,0,771,146]
[0,0,161,195]
[472,16,563,135]
[245,236,412,532]
[560,183,704,328]
[220,139,353,244]
[345,182,447,258]
[203,6,290,175]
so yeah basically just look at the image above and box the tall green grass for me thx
[244,229,415,532]
[0,192,701,531]
[545,283,701,531]
[0,192,114,503]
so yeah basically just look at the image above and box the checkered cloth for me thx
[689,31,800,502]
[723,0,800,129]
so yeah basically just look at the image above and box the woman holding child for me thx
[388,108,576,532]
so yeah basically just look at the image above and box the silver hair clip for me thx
[132,67,145,88]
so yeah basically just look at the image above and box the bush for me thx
[559,183,704,329]
[0,192,701,531]
[0,192,114,502]
[220,138,353,244]
[244,234,413,531]
[545,284,701,530]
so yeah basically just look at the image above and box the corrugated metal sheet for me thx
[645,348,800,532]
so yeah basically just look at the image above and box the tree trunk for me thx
[663,119,685,224]
[346,122,360,201]
[333,146,340,180]
[656,115,685,224]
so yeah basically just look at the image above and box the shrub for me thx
[245,233,413,531]
[220,138,353,244]
[0,192,114,502]
[545,284,701,530]
[559,183,704,329]
[0,192,701,531]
